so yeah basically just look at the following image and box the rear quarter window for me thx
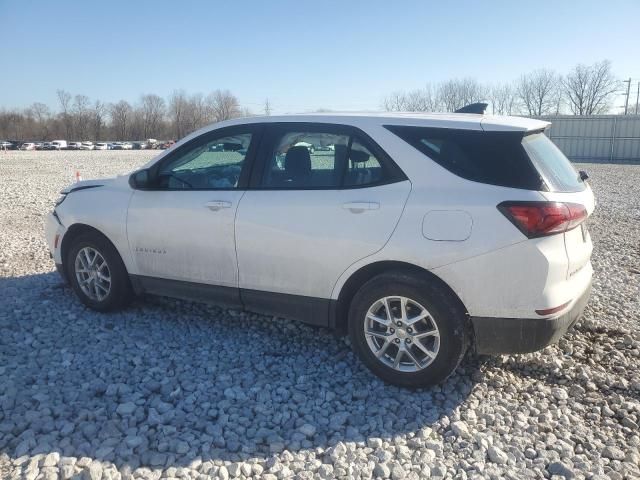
[385,125,546,191]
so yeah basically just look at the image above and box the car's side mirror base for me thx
[129,169,151,190]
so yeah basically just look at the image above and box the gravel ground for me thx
[0,151,639,480]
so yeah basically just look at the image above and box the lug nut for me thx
[406,338,412,344]
[407,327,413,333]
[394,338,400,344]
[389,328,395,334]
[396,321,402,327]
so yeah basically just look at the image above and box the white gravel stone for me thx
[487,446,508,465]
[0,154,639,480]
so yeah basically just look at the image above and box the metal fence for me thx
[533,115,640,163]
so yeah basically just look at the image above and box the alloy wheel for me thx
[364,296,440,372]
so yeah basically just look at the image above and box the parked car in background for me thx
[1,141,14,150]
[50,140,68,150]
[19,142,36,151]
[41,142,53,150]
[80,142,94,150]
[158,140,175,150]
[94,143,108,150]
[34,142,44,150]
[44,111,594,387]
[67,142,82,150]
[111,142,124,150]
[121,142,132,150]
[133,142,148,150]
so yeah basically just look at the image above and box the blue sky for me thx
[1,0,638,114]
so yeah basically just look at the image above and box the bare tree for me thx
[516,69,561,116]
[27,102,51,139]
[91,101,106,141]
[72,95,91,140]
[563,60,619,115]
[488,83,518,115]
[382,85,441,112]
[140,94,165,138]
[207,89,241,122]
[186,92,209,132]
[382,91,409,111]
[169,90,189,139]
[57,89,73,138]
[438,78,486,112]
[264,98,272,116]
[109,100,132,140]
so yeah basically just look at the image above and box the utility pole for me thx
[622,78,631,115]
[635,81,639,115]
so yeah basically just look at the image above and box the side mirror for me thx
[579,170,589,181]
[129,169,151,189]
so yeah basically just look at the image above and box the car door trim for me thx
[129,274,332,327]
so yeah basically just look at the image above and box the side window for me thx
[158,132,252,189]
[261,131,350,188]
[343,138,384,187]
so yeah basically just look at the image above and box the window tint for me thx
[343,138,384,187]
[261,131,350,188]
[386,125,546,191]
[522,133,585,192]
[158,133,252,189]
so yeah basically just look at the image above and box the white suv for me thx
[45,112,594,387]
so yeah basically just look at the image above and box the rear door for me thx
[235,123,411,315]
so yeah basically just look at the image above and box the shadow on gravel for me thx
[0,272,479,471]
[496,323,640,403]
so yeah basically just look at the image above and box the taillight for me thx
[498,201,587,238]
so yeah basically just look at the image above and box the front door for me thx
[127,126,261,294]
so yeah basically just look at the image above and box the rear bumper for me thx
[472,279,592,354]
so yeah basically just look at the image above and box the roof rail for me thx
[454,102,488,114]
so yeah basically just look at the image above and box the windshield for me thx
[522,133,585,192]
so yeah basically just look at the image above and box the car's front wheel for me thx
[348,271,469,388]
[65,232,132,312]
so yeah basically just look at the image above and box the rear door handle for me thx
[205,200,232,211]
[342,201,380,213]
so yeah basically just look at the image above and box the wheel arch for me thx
[331,260,469,334]
[60,223,126,279]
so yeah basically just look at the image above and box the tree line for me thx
[0,89,248,142]
[382,60,621,116]
[0,60,625,142]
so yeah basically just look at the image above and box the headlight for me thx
[55,194,67,207]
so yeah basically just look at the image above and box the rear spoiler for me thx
[455,103,488,114]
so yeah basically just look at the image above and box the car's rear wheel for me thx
[66,232,132,312]
[348,271,468,388]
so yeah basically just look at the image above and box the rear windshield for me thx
[385,125,585,192]
[521,133,584,192]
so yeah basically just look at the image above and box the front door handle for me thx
[205,200,232,211]
[342,201,380,213]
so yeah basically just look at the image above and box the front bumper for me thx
[472,279,592,354]
[45,211,65,264]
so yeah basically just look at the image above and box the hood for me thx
[61,177,116,194]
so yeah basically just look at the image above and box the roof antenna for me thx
[454,103,488,114]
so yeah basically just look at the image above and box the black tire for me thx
[348,271,469,388]
[65,231,132,312]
